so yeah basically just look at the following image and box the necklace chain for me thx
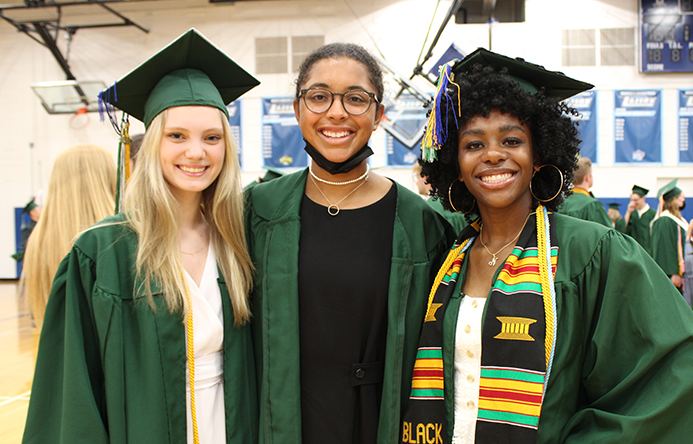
[309,172,369,216]
[309,164,370,185]
[181,244,206,256]
[478,212,534,266]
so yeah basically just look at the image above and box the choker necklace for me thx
[478,212,533,266]
[309,164,369,186]
[309,171,369,216]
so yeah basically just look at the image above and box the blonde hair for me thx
[22,144,116,325]
[574,156,592,184]
[663,193,683,219]
[123,109,253,326]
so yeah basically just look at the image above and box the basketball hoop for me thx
[69,107,90,130]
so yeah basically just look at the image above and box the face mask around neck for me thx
[304,141,373,175]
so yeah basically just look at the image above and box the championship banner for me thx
[614,90,662,164]
[679,90,693,164]
[262,97,307,168]
[227,101,242,167]
[565,90,597,163]
[384,93,428,166]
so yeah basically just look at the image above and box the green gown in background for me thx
[22,214,258,444]
[557,189,612,227]
[626,206,656,253]
[441,213,693,443]
[651,213,687,277]
[613,217,626,233]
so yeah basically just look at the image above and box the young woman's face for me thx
[293,57,384,164]
[457,110,537,214]
[159,106,226,201]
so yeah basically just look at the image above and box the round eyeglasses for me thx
[299,88,378,116]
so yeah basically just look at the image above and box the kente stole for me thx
[401,206,558,444]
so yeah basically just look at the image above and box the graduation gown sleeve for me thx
[22,246,110,444]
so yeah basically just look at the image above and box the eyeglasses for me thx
[299,88,378,116]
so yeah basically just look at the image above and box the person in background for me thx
[11,199,42,262]
[21,144,115,326]
[651,179,689,293]
[413,161,467,233]
[607,202,626,233]
[22,29,259,444]
[625,184,656,253]
[405,48,693,444]
[684,223,693,307]
[245,42,453,444]
[557,156,611,226]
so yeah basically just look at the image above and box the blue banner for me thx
[566,90,598,163]
[614,90,662,163]
[262,97,307,168]
[384,93,428,166]
[679,90,693,164]
[227,101,242,167]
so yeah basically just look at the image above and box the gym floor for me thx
[0,281,38,444]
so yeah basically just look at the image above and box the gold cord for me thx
[181,270,200,444]
[535,206,554,368]
[478,212,533,266]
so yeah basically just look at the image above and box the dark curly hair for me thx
[294,42,384,102]
[420,64,581,219]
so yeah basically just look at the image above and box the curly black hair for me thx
[419,64,581,219]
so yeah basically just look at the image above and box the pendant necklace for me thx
[309,170,369,216]
[478,212,533,266]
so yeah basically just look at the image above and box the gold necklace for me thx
[309,172,369,216]
[182,244,205,256]
[478,212,533,266]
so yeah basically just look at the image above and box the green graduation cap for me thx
[657,179,682,200]
[100,28,260,128]
[22,199,38,214]
[631,185,649,197]
[608,203,621,210]
[450,48,594,100]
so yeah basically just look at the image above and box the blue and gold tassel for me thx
[421,61,461,162]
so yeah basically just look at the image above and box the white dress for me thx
[452,295,486,444]
[184,245,226,444]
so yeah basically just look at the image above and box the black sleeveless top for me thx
[298,183,396,444]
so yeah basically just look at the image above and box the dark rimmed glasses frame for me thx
[299,88,379,116]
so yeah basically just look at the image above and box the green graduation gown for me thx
[557,189,611,227]
[442,213,693,443]
[651,212,687,277]
[244,169,453,444]
[427,197,468,234]
[613,217,626,233]
[22,214,258,444]
[626,206,656,253]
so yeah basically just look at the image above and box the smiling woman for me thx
[245,42,455,444]
[403,48,693,444]
[22,29,259,444]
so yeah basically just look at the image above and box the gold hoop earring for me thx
[530,164,564,203]
[448,180,475,214]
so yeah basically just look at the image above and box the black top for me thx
[298,182,397,444]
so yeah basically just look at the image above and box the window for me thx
[562,29,596,66]
[600,28,635,66]
[255,35,324,74]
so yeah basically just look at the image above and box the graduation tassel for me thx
[115,115,132,213]
[421,61,460,163]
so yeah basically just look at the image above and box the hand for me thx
[671,274,683,288]
[626,200,636,213]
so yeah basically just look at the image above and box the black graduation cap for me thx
[100,28,259,128]
[631,185,649,197]
[451,48,594,100]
